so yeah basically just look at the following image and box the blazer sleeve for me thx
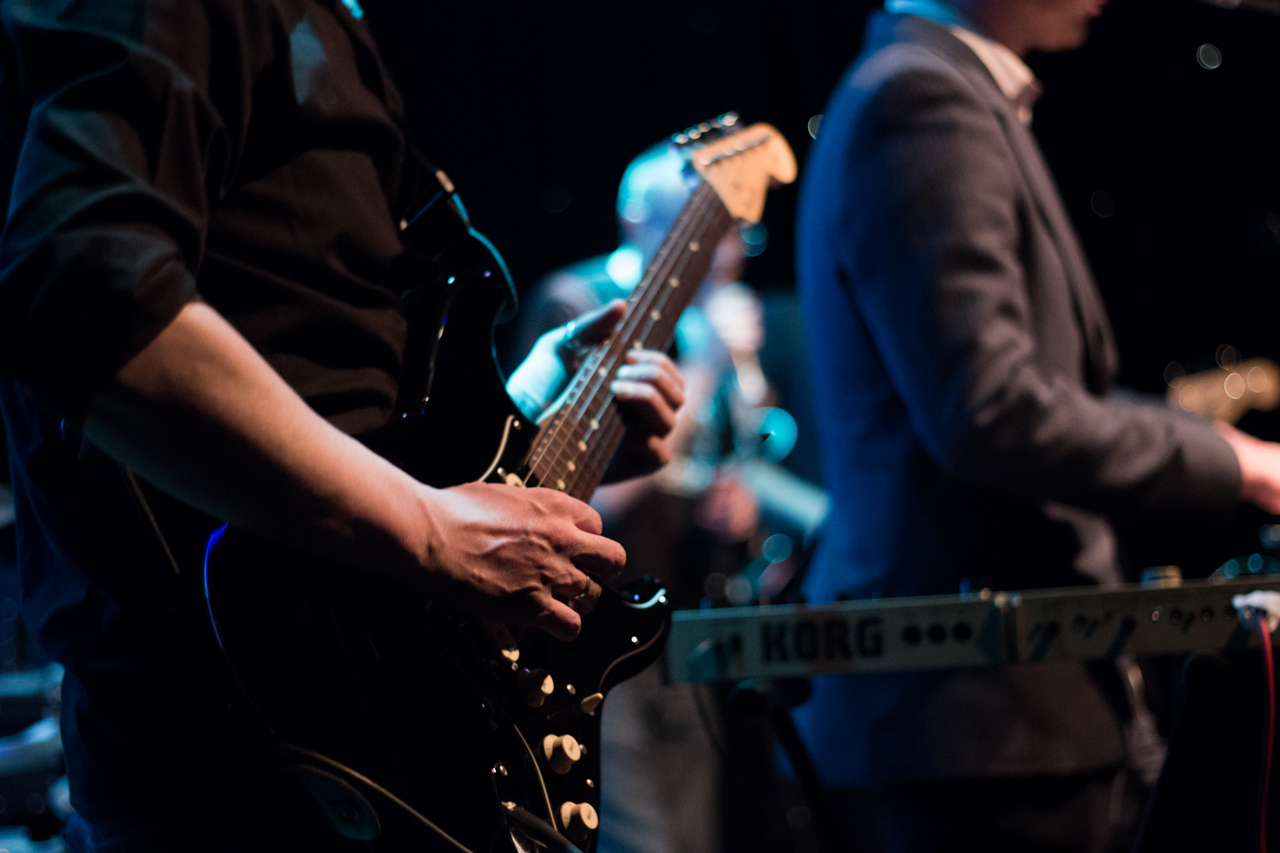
[0,1,268,419]
[830,55,1240,518]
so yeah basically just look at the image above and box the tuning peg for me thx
[673,113,742,148]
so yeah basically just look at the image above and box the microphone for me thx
[1198,0,1280,15]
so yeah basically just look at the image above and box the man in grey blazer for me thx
[794,0,1280,849]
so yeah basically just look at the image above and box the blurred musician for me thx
[794,0,1280,850]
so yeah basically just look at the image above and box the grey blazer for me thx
[793,13,1241,785]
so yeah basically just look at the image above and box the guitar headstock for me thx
[671,113,797,223]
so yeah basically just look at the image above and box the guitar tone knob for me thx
[517,668,554,708]
[559,801,598,840]
[543,734,582,774]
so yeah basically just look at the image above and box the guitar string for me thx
[537,185,718,480]
[517,189,711,481]
[529,132,771,481]
[540,187,726,494]
[525,184,720,488]
[557,190,729,495]
[561,187,721,437]
[565,197,733,495]
[573,199,734,492]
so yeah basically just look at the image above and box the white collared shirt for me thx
[884,0,1042,123]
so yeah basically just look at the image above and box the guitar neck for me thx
[521,183,735,499]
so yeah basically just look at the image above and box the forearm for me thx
[84,301,430,586]
[949,378,1242,517]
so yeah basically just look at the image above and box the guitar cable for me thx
[1260,617,1275,853]
[1238,592,1280,853]
[281,745,479,853]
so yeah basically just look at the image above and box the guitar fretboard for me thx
[521,182,734,499]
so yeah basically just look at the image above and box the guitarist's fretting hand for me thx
[608,347,685,479]
[85,301,678,641]
[420,482,624,640]
[507,299,685,480]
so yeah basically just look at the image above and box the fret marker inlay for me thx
[650,310,660,321]
[669,276,679,288]
[578,440,588,452]
[689,240,700,252]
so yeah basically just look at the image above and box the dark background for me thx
[3,0,1275,570]
[364,0,1280,572]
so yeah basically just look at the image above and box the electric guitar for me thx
[202,115,796,852]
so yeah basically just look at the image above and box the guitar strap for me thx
[398,151,474,267]
[389,150,518,417]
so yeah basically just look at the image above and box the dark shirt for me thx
[0,0,418,824]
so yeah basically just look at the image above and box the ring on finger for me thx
[573,579,592,600]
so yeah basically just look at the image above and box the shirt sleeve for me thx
[0,0,261,419]
[833,56,1241,519]
[502,271,603,373]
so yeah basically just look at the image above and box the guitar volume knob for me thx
[516,668,554,708]
[559,801,598,840]
[543,734,582,774]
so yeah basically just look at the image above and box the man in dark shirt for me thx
[0,2,682,848]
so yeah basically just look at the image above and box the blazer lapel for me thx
[997,110,1119,392]
[890,14,1119,393]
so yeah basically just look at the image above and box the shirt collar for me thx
[884,0,1042,123]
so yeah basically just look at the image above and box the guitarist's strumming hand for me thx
[1216,421,1280,515]
[418,483,625,641]
[84,301,667,644]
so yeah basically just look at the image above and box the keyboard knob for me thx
[516,668,554,708]
[559,801,598,840]
[542,734,582,774]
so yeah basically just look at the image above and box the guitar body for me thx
[205,117,796,850]
[206,257,670,852]
[207,535,667,852]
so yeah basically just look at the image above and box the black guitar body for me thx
[205,238,671,852]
